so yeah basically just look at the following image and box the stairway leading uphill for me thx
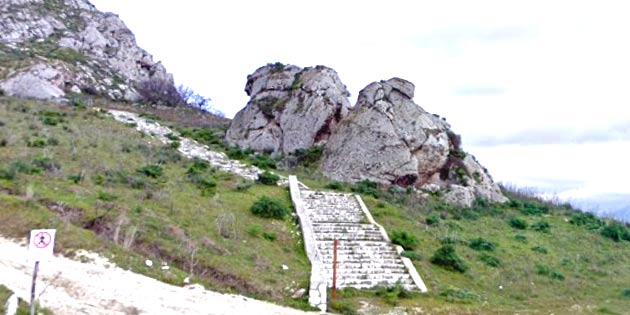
[290,176,427,293]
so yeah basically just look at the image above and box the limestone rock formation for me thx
[319,78,507,206]
[0,0,173,101]
[225,63,351,155]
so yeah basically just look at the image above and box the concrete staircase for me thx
[288,176,427,311]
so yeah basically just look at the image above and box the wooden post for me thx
[332,239,338,300]
[30,261,39,315]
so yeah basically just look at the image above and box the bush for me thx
[601,223,630,242]
[351,180,380,198]
[535,264,565,280]
[426,215,440,226]
[531,246,548,254]
[257,171,279,185]
[0,166,17,180]
[391,230,418,250]
[623,289,630,298]
[401,251,422,261]
[531,221,551,233]
[293,146,324,168]
[262,231,277,241]
[31,155,58,172]
[11,161,41,174]
[250,196,291,219]
[226,146,246,160]
[328,299,358,315]
[97,191,117,201]
[137,164,163,178]
[325,181,344,191]
[375,282,412,306]
[431,245,468,273]
[246,224,263,237]
[251,154,277,170]
[509,217,528,229]
[137,78,183,106]
[569,212,604,230]
[27,137,47,147]
[439,287,480,304]
[468,238,496,251]
[479,253,501,267]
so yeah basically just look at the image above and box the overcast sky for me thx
[90,0,630,213]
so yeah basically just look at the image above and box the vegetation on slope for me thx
[2,97,630,314]
[0,97,312,309]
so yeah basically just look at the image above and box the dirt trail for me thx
[0,237,316,315]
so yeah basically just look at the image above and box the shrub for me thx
[426,215,440,226]
[67,173,83,184]
[325,181,344,190]
[31,155,58,172]
[468,238,496,251]
[509,217,528,229]
[11,161,41,174]
[293,146,324,168]
[531,246,548,254]
[27,137,47,147]
[328,299,358,315]
[531,221,551,233]
[351,180,380,198]
[226,146,246,160]
[137,164,163,178]
[169,140,181,149]
[186,159,210,175]
[250,196,291,219]
[375,282,412,306]
[569,212,604,230]
[391,230,418,250]
[519,201,549,216]
[439,287,480,304]
[0,166,16,180]
[535,264,565,280]
[401,251,422,261]
[257,171,279,185]
[431,245,468,273]
[137,78,183,106]
[262,231,277,241]
[97,191,117,201]
[246,224,263,238]
[601,223,630,242]
[623,289,630,298]
[251,154,277,170]
[479,253,501,267]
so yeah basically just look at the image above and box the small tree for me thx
[250,196,291,219]
[137,78,183,107]
[431,245,468,273]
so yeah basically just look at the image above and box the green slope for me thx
[1,97,630,315]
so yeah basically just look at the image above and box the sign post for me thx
[28,229,56,315]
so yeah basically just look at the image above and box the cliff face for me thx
[225,64,350,154]
[0,0,173,101]
[228,65,507,206]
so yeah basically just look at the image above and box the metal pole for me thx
[30,260,39,315]
[332,239,338,300]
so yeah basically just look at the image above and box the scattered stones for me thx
[281,264,289,271]
[145,259,153,267]
[291,288,306,299]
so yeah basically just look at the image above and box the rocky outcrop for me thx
[225,63,350,155]
[319,78,507,206]
[0,0,172,101]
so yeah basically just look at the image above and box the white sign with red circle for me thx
[28,229,56,261]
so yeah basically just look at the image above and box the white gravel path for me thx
[0,237,318,315]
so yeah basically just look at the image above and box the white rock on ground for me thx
[0,237,316,315]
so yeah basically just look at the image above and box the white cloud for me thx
[89,0,630,210]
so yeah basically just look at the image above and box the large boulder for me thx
[225,64,351,155]
[319,78,507,206]
[0,0,173,101]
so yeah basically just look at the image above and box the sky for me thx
[90,0,630,215]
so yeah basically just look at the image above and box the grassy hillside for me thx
[1,97,630,314]
[0,97,312,309]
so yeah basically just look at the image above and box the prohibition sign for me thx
[33,231,52,249]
